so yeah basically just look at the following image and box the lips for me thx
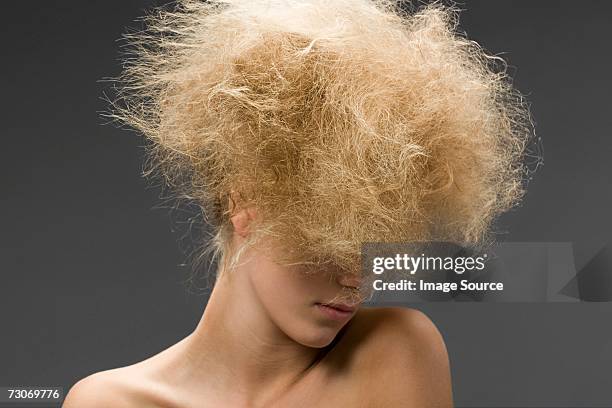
[314,302,357,321]
[320,303,356,313]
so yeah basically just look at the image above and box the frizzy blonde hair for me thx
[111,0,535,280]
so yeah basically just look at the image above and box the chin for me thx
[294,327,340,348]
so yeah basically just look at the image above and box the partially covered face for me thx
[226,199,369,348]
[246,243,364,348]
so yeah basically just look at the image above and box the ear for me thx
[230,207,256,238]
[228,192,257,238]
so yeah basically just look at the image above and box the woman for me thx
[64,0,532,406]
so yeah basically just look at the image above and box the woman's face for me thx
[246,242,363,348]
[229,203,364,348]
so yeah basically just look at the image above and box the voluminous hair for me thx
[112,0,535,278]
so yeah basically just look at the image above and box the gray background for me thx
[1,1,611,406]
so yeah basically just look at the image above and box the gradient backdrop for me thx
[1,1,611,406]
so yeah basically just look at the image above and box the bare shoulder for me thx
[63,364,171,408]
[342,307,453,407]
[63,338,191,408]
[360,307,447,350]
[63,368,139,408]
[343,307,448,355]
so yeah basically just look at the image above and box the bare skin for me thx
[63,205,453,407]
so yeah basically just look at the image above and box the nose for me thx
[336,272,362,289]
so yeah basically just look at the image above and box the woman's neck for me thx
[181,269,323,405]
